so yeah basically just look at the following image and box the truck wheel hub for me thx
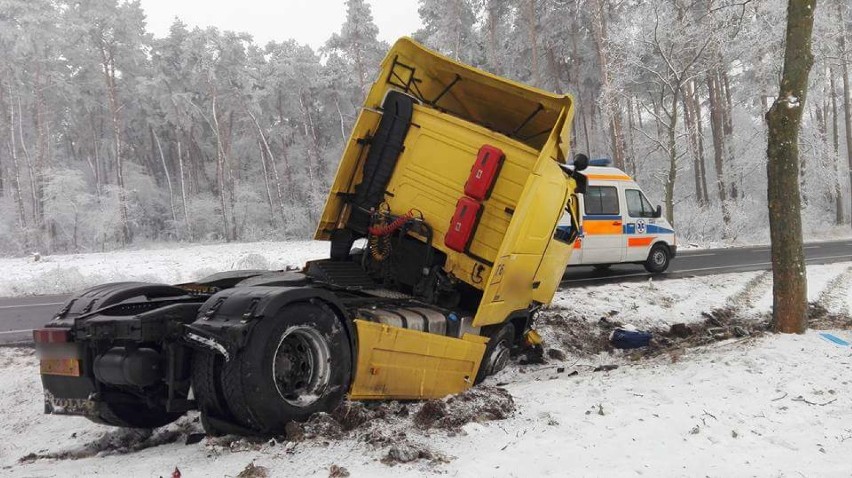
[272,327,331,407]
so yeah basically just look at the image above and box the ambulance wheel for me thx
[593,264,612,272]
[644,244,670,273]
[220,302,352,434]
[475,322,515,384]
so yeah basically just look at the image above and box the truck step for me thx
[305,260,376,289]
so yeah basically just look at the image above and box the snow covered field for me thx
[1,259,850,477]
[0,241,329,297]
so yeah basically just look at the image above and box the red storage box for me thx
[464,145,505,201]
[445,197,483,253]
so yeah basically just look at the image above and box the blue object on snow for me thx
[610,328,652,349]
[819,333,850,347]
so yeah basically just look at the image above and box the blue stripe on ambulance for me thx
[623,223,673,234]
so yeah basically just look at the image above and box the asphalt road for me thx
[561,238,852,285]
[1,238,850,344]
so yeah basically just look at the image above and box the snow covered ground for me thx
[0,241,329,297]
[1,261,850,477]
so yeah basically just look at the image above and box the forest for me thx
[0,0,848,256]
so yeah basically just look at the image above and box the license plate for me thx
[40,358,81,377]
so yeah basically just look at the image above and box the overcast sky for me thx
[138,0,423,49]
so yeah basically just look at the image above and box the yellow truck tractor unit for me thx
[33,38,587,436]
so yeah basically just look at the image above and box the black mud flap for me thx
[185,285,354,359]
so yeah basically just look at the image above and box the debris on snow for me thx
[413,386,515,431]
[328,464,351,477]
[236,461,269,478]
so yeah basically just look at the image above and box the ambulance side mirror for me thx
[573,153,589,171]
[654,205,663,218]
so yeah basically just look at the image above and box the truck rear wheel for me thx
[475,322,515,384]
[220,302,352,434]
[192,351,233,436]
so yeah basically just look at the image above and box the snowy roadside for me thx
[1,262,850,477]
[3,332,851,477]
[0,241,329,297]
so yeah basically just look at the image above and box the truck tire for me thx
[220,302,352,434]
[475,322,515,384]
[192,351,232,436]
[644,244,670,273]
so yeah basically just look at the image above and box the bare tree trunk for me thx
[245,107,286,226]
[257,140,277,226]
[486,2,500,73]
[829,68,844,224]
[682,82,705,206]
[691,80,710,204]
[211,93,234,241]
[839,3,852,228]
[590,0,627,170]
[527,0,539,86]
[664,87,679,225]
[177,138,191,239]
[707,72,732,229]
[626,96,638,176]
[765,0,815,334]
[7,83,28,247]
[152,127,177,226]
[17,98,38,240]
[99,43,130,244]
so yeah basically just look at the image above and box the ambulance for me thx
[561,162,677,273]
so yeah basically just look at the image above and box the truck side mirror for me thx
[573,153,589,171]
[654,205,662,218]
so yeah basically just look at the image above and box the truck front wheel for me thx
[220,302,352,434]
[475,322,515,384]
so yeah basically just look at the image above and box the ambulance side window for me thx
[626,189,655,218]
[584,186,619,215]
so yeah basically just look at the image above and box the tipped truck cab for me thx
[561,165,677,273]
[35,38,585,436]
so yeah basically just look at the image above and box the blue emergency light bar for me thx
[568,157,612,167]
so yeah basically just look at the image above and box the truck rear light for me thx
[33,328,71,344]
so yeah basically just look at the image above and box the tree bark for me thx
[152,127,177,226]
[682,82,705,206]
[839,3,852,227]
[7,83,28,246]
[765,0,816,334]
[98,39,131,244]
[707,72,731,229]
[176,138,192,239]
[829,68,844,224]
[590,0,627,170]
[664,87,679,225]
